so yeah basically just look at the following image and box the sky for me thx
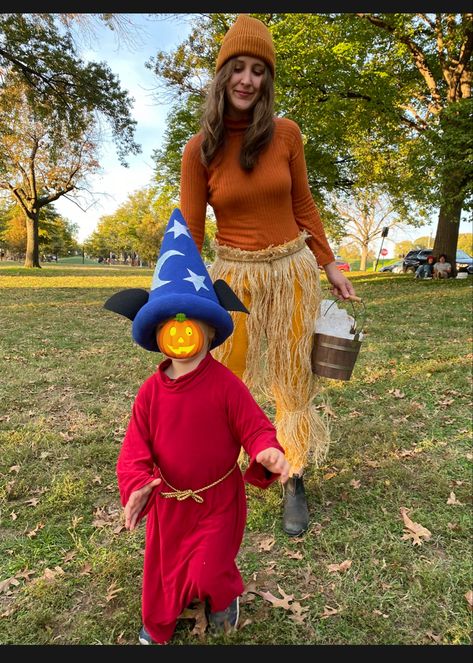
[54,14,194,243]
[54,13,471,257]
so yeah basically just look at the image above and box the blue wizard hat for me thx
[103,208,248,352]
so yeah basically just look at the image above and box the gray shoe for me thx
[282,474,309,536]
[138,625,154,645]
[207,596,240,631]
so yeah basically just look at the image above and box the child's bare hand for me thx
[124,478,161,531]
[255,448,290,484]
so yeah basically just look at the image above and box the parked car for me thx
[403,248,473,274]
[380,260,404,273]
[455,249,473,274]
[402,248,433,273]
[335,259,350,272]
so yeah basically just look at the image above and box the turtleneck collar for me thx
[223,115,250,134]
[158,352,213,391]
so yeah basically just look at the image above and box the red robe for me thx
[116,352,284,643]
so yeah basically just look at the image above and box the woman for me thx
[180,14,356,536]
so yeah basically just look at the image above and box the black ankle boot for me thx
[282,475,309,536]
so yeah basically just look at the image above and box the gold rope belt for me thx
[214,231,311,264]
[159,463,238,504]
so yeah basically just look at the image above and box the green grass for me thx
[0,265,471,645]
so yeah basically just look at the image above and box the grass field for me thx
[0,264,471,645]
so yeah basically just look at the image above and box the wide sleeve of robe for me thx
[224,372,286,489]
[116,379,163,525]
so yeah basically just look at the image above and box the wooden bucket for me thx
[311,298,365,381]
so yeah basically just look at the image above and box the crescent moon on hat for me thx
[151,249,185,289]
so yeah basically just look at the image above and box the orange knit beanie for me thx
[215,14,275,78]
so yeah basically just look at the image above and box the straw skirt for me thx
[209,232,330,472]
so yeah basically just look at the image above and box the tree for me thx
[0,14,140,268]
[353,13,472,274]
[457,232,473,253]
[330,188,403,271]
[150,13,472,259]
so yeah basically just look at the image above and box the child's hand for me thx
[255,448,290,484]
[124,478,161,531]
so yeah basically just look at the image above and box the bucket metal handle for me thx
[321,295,366,341]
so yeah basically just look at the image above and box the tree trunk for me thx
[360,244,369,271]
[24,210,41,268]
[432,180,464,279]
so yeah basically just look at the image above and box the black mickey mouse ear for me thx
[213,279,249,314]
[103,289,150,321]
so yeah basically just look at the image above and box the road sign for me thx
[381,248,388,256]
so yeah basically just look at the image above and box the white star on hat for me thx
[183,269,209,292]
[166,219,191,239]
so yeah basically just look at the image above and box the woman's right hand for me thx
[323,261,357,300]
[124,478,161,531]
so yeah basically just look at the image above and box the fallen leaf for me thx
[238,618,252,630]
[350,479,361,489]
[327,559,352,574]
[79,563,92,576]
[284,550,303,560]
[10,512,17,521]
[258,536,276,552]
[425,631,442,643]
[447,491,463,505]
[178,602,207,638]
[26,522,45,538]
[42,567,65,581]
[320,604,341,619]
[63,551,77,563]
[24,497,40,507]
[257,585,294,610]
[93,475,102,484]
[447,522,460,531]
[9,465,20,473]
[389,388,405,399]
[373,609,389,618]
[0,577,20,593]
[465,590,473,610]
[365,460,380,468]
[400,507,431,546]
[323,472,337,481]
[106,581,123,602]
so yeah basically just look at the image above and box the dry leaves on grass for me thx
[246,582,311,624]
[258,536,276,552]
[106,581,124,602]
[389,388,405,399]
[400,507,432,546]
[178,602,208,638]
[284,550,304,560]
[42,566,65,582]
[320,604,342,619]
[349,479,361,489]
[26,522,45,538]
[327,560,352,574]
[446,491,463,506]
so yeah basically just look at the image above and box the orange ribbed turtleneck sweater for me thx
[179,116,335,267]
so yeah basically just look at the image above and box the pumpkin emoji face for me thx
[157,313,205,359]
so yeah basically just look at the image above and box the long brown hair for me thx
[200,58,275,171]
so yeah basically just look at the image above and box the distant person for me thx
[0,249,4,261]
[433,254,452,279]
[415,254,435,279]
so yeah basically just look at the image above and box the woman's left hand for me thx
[323,261,357,300]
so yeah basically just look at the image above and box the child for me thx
[104,208,289,645]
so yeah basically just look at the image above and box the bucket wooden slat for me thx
[311,332,362,381]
